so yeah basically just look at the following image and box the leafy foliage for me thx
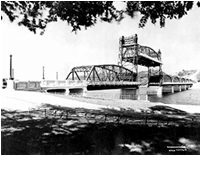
[177,69,197,77]
[1,1,200,34]
[126,1,198,28]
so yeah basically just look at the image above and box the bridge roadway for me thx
[40,80,141,94]
[38,76,193,97]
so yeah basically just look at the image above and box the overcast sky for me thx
[1,3,200,80]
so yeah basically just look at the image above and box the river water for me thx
[148,88,200,105]
[86,85,200,105]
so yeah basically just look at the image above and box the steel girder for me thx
[172,76,180,82]
[66,64,137,82]
[163,75,192,83]
[118,35,162,67]
[120,45,161,66]
[181,78,185,82]
[163,74,172,82]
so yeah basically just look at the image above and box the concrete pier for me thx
[181,85,186,91]
[162,85,174,94]
[147,83,193,97]
[174,85,181,92]
[147,86,162,97]
[120,88,139,100]
[138,86,148,101]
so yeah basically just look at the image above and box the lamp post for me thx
[56,72,58,80]
[43,66,45,80]
[10,55,13,80]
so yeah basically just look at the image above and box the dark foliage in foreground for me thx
[1,1,200,34]
[1,104,200,155]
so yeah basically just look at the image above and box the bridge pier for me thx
[65,88,70,95]
[83,87,87,96]
[181,85,186,91]
[162,85,174,94]
[120,87,139,100]
[174,85,181,92]
[147,86,162,97]
[186,84,191,90]
[138,86,148,101]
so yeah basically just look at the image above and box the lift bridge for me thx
[32,34,193,96]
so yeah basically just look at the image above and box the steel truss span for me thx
[149,74,193,85]
[66,64,137,82]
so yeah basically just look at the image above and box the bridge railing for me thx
[65,80,87,86]
[15,81,41,90]
[87,81,141,86]
[162,82,193,85]
[40,80,66,87]
[40,80,88,87]
[40,80,142,88]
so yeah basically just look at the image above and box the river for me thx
[87,83,200,105]
[148,88,200,105]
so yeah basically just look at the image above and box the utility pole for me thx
[43,66,45,80]
[12,69,14,80]
[10,55,13,80]
[56,72,58,80]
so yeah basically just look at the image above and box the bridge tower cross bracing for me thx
[118,34,139,81]
[118,34,163,86]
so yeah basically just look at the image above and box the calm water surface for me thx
[148,88,200,105]
[87,88,200,105]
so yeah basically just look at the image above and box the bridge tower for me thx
[118,34,139,81]
[118,34,163,86]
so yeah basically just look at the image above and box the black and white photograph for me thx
[1,0,200,161]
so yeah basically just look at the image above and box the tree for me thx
[1,1,200,34]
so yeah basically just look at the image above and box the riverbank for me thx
[2,89,200,114]
[2,89,200,155]
[63,94,200,114]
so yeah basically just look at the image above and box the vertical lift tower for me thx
[118,34,163,96]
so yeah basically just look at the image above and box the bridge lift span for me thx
[118,34,162,85]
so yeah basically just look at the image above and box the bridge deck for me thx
[87,81,141,86]
[149,82,193,86]
[40,80,141,89]
[138,53,162,67]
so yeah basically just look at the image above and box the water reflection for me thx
[148,89,200,105]
[47,87,200,105]
[87,88,200,105]
[87,88,139,100]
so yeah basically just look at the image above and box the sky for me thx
[1,2,200,81]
